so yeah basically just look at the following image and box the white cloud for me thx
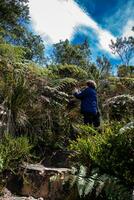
[123,20,134,37]
[29,0,116,54]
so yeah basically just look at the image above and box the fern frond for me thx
[54,78,78,92]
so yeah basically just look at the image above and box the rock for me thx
[13,197,43,200]
[22,163,71,174]
[6,163,72,200]
[0,188,13,200]
[0,188,43,200]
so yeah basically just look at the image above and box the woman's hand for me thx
[73,88,79,93]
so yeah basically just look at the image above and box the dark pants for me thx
[83,112,100,127]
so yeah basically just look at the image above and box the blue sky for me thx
[29,0,134,66]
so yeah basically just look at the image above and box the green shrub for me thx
[0,134,32,172]
[103,95,134,121]
[70,123,134,185]
[120,78,134,94]
[48,64,88,80]
[70,166,131,200]
[0,43,26,63]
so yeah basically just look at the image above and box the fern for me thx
[55,77,78,92]
[70,166,132,199]
[103,94,134,120]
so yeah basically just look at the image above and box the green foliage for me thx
[0,43,26,63]
[0,58,72,153]
[97,77,134,115]
[70,166,131,200]
[73,124,98,136]
[0,59,35,134]
[71,166,98,197]
[0,0,29,41]
[104,178,132,200]
[0,0,45,64]
[118,65,134,77]
[48,64,88,79]
[110,36,134,66]
[96,55,111,78]
[103,94,134,120]
[85,63,100,82]
[53,39,91,67]
[0,35,45,65]
[0,0,29,34]
[47,64,88,93]
[120,77,134,94]
[55,78,78,92]
[0,134,32,172]
[22,31,45,64]
[70,123,134,185]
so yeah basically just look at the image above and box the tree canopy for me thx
[0,0,45,64]
[110,35,134,66]
[53,39,91,67]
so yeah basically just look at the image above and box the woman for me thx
[73,80,100,127]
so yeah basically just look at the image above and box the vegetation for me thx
[0,134,32,172]
[0,0,134,199]
[70,123,134,184]
[109,30,134,66]
[53,39,91,67]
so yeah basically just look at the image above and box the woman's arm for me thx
[73,88,87,99]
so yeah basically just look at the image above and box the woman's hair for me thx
[86,80,96,89]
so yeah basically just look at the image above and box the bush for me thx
[70,123,134,185]
[54,64,88,79]
[120,78,134,94]
[0,134,32,172]
[103,95,134,121]
[70,166,132,200]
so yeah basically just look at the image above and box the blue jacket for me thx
[74,87,97,114]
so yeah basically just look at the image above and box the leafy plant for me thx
[70,166,132,200]
[0,43,26,63]
[103,94,134,121]
[70,123,134,185]
[0,134,32,172]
